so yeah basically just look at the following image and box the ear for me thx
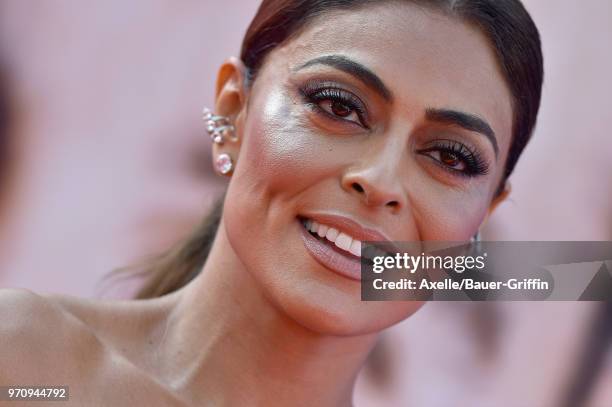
[214,56,248,113]
[487,181,511,217]
[211,57,248,164]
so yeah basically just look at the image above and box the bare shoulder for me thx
[0,289,186,406]
[0,288,69,338]
[0,288,104,382]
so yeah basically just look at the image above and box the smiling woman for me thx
[0,0,543,405]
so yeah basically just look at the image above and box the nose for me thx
[341,154,406,212]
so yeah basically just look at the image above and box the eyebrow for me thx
[296,55,393,102]
[425,108,499,157]
[296,55,498,156]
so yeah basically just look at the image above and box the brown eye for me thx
[417,140,489,178]
[330,101,352,117]
[440,151,460,167]
[301,85,369,128]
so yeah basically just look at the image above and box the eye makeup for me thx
[298,79,371,129]
[416,138,490,178]
[293,77,492,180]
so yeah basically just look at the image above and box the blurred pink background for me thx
[0,1,610,406]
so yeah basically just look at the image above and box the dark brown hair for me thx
[131,0,543,299]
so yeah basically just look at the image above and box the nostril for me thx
[352,182,364,193]
[386,201,399,208]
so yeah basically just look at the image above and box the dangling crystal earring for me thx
[215,153,233,175]
[202,107,235,145]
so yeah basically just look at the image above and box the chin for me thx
[294,299,424,337]
[262,267,425,336]
[225,212,423,336]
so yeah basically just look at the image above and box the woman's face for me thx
[221,2,513,335]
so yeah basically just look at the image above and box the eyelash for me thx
[299,82,370,128]
[417,139,489,177]
[298,82,488,178]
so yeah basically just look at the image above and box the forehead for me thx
[262,1,514,151]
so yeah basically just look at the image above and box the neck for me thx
[157,221,378,407]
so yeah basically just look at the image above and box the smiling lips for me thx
[302,218,362,257]
[298,214,392,281]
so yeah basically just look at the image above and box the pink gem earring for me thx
[215,153,233,175]
[203,107,235,176]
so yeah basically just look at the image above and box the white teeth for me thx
[325,227,339,242]
[317,225,329,238]
[302,217,366,258]
[335,232,352,251]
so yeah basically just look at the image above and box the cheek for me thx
[407,172,491,240]
[238,92,324,195]
[222,89,332,290]
[222,90,320,257]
